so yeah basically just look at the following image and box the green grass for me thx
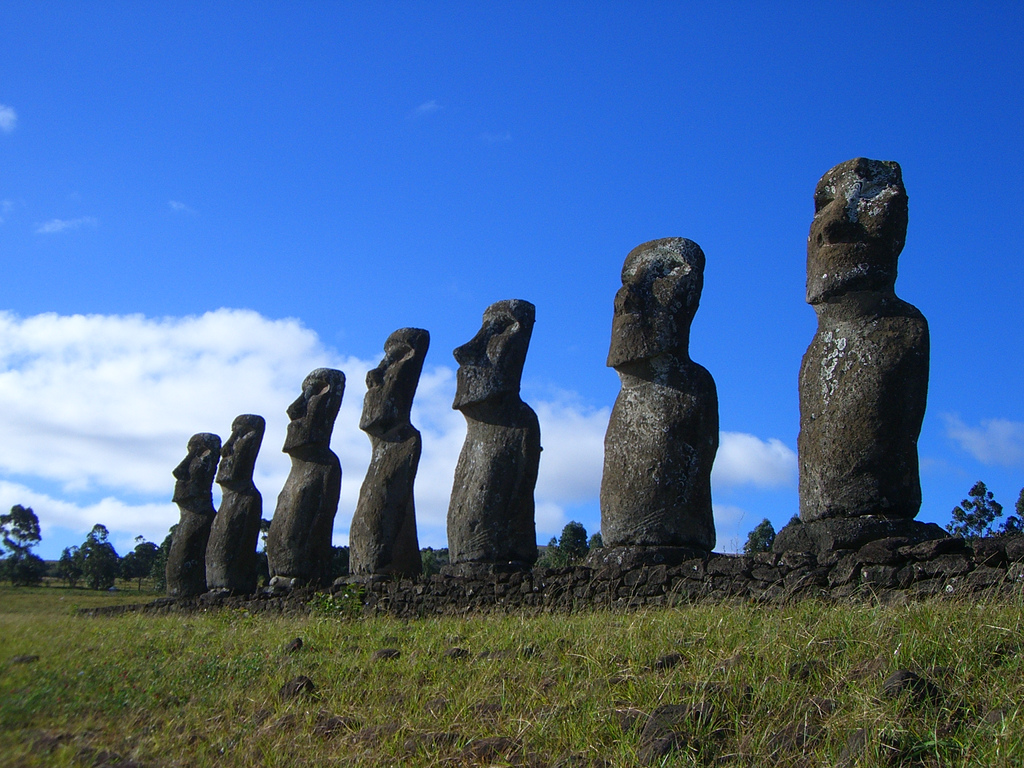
[1,585,1022,766]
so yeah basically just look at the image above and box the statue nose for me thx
[286,394,307,420]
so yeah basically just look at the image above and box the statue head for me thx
[172,432,221,506]
[215,414,265,489]
[360,328,430,436]
[283,368,345,454]
[607,237,704,368]
[807,157,908,304]
[453,299,535,410]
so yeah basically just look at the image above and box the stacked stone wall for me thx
[86,534,1024,618]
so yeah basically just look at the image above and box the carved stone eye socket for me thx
[813,186,835,213]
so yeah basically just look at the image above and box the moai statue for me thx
[166,432,221,597]
[599,238,719,556]
[798,158,929,523]
[206,414,265,594]
[446,300,541,569]
[349,328,430,578]
[266,368,345,587]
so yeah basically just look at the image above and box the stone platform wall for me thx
[84,535,1024,619]
[348,535,1024,618]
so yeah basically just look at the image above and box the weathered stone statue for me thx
[166,432,221,597]
[798,158,929,521]
[598,238,719,556]
[266,368,345,587]
[206,414,265,594]
[777,158,941,555]
[349,328,429,578]
[446,300,540,569]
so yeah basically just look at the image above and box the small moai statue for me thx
[266,368,345,587]
[349,328,430,578]
[166,432,221,597]
[599,238,719,555]
[446,300,541,568]
[206,414,265,594]
[798,158,929,522]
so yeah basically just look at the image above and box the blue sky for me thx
[1,2,1022,560]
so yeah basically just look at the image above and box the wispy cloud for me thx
[409,100,442,119]
[35,216,98,234]
[480,131,512,144]
[168,200,197,215]
[713,432,797,488]
[944,414,1024,468]
[0,200,13,224]
[0,104,16,133]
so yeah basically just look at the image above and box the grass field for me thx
[1,585,1022,767]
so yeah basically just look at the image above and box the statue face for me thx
[283,368,345,453]
[807,157,907,304]
[361,328,430,436]
[216,414,265,488]
[607,238,704,368]
[172,432,221,505]
[453,299,535,410]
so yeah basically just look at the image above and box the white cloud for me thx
[0,104,16,133]
[409,100,442,119]
[35,216,98,234]
[168,200,197,215]
[480,131,512,144]
[0,199,12,224]
[943,414,1024,468]
[712,432,797,488]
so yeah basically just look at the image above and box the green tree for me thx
[149,526,176,592]
[421,547,448,576]
[79,524,120,590]
[331,546,350,580]
[0,504,47,586]
[558,521,589,563]
[538,536,563,567]
[538,521,591,567]
[948,481,1004,539]
[119,536,159,591]
[57,546,84,588]
[588,532,603,550]
[743,518,776,555]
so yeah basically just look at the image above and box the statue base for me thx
[773,516,947,559]
[584,545,708,571]
[441,561,533,579]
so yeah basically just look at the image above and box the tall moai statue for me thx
[599,238,719,556]
[166,432,221,597]
[447,300,541,568]
[266,368,345,587]
[797,158,929,524]
[349,328,429,578]
[206,414,265,594]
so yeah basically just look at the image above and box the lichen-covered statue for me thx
[206,414,265,593]
[166,432,221,597]
[775,158,943,555]
[349,328,429,577]
[798,158,929,522]
[599,238,719,555]
[447,300,540,568]
[266,368,345,587]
